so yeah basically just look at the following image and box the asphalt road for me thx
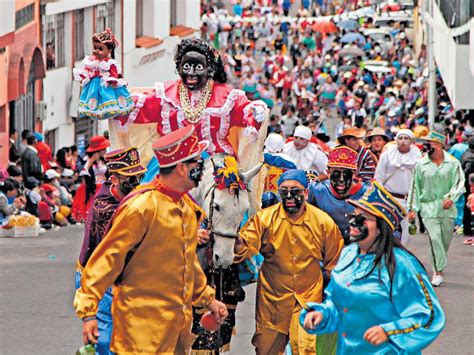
[0,223,472,354]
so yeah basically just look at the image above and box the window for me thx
[75,9,85,60]
[96,3,115,33]
[170,0,177,27]
[44,14,65,69]
[15,4,34,30]
[136,0,143,37]
[74,118,98,152]
[45,129,56,155]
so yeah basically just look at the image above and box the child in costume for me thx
[73,28,134,120]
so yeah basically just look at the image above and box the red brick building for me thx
[0,0,45,168]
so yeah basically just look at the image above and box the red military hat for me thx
[104,147,147,176]
[327,146,358,170]
[152,125,209,168]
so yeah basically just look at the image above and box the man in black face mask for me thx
[308,146,369,245]
[76,125,228,354]
[76,147,147,354]
[234,169,343,354]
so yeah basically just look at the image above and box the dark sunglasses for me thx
[278,187,305,196]
[185,158,204,166]
[118,174,142,184]
[330,170,354,180]
[349,213,376,225]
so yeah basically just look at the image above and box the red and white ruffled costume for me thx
[118,80,267,157]
[73,55,127,88]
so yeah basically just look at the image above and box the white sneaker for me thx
[431,275,444,287]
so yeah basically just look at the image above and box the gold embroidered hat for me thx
[152,125,209,168]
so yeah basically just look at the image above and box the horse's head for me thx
[196,154,262,268]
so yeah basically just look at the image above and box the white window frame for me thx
[95,3,115,33]
[75,9,85,60]
[43,13,65,69]
[136,0,143,37]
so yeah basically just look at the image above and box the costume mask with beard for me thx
[187,159,205,187]
[279,188,305,215]
[179,51,211,91]
[330,169,354,196]
[118,175,142,196]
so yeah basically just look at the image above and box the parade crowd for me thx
[1,1,474,355]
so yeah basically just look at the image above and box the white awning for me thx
[45,0,111,16]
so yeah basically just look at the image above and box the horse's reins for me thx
[203,182,242,303]
[204,184,241,240]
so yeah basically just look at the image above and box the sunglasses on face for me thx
[331,170,354,181]
[118,175,142,184]
[185,159,204,166]
[349,213,376,225]
[278,187,305,196]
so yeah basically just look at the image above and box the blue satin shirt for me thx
[300,244,445,354]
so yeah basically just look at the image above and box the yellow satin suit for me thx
[235,203,344,354]
[74,189,215,354]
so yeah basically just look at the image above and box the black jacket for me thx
[21,147,43,181]
[9,139,21,164]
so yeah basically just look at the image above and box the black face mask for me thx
[187,159,204,187]
[118,175,141,196]
[422,143,435,156]
[349,214,369,242]
[279,188,305,215]
[179,51,210,91]
[330,169,354,196]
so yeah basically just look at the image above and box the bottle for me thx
[76,344,96,355]
[408,223,417,235]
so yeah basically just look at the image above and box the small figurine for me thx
[73,28,134,120]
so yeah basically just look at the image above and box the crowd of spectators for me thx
[1,128,86,231]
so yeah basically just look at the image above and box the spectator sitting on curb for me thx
[0,178,24,223]
[24,177,42,218]
[39,182,70,228]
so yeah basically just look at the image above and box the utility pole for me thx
[423,0,437,130]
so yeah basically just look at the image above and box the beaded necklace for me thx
[178,80,213,124]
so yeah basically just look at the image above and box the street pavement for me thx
[0,223,472,354]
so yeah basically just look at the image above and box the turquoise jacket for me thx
[300,244,445,354]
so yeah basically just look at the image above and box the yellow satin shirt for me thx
[235,203,344,334]
[74,188,215,353]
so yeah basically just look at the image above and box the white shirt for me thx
[375,145,421,196]
[280,115,300,137]
[283,141,328,174]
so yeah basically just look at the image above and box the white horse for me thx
[191,153,263,269]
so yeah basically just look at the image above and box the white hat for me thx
[45,169,60,180]
[61,168,75,177]
[396,129,414,139]
[293,125,312,141]
[264,133,285,153]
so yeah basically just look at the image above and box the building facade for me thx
[416,0,474,110]
[0,0,46,168]
[40,0,200,155]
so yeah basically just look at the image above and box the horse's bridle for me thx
[204,184,240,240]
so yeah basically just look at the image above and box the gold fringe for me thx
[190,343,231,355]
[191,350,216,355]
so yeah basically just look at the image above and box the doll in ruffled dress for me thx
[73,28,134,120]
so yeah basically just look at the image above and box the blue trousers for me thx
[75,271,115,355]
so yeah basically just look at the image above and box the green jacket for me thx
[408,151,465,218]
